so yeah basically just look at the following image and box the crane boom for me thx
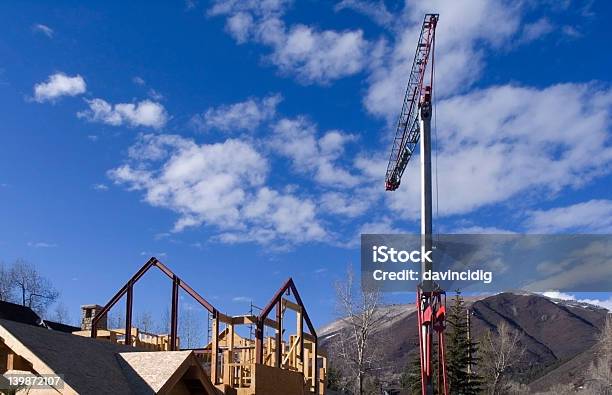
[385,14,438,191]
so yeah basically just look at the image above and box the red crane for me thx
[384,14,448,395]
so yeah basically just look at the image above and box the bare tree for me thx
[532,382,575,395]
[52,302,70,324]
[180,305,201,349]
[10,259,58,315]
[585,315,612,393]
[333,265,388,395]
[479,321,525,395]
[159,305,171,334]
[108,311,125,330]
[136,311,155,333]
[0,261,14,302]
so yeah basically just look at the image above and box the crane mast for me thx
[384,14,448,395]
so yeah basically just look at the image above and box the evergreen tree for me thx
[400,343,444,394]
[446,290,481,394]
[326,366,342,391]
[400,352,422,395]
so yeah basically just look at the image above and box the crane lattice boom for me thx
[385,14,438,191]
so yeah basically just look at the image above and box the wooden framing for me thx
[211,315,220,384]
[90,257,219,350]
[89,257,326,394]
[253,278,322,393]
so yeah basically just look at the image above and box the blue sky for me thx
[1,0,611,330]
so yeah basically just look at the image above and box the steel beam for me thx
[91,257,157,337]
[275,301,282,368]
[211,315,219,384]
[420,91,433,292]
[170,275,179,350]
[125,283,133,346]
[313,340,318,392]
[255,321,264,364]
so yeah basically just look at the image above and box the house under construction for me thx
[0,257,327,394]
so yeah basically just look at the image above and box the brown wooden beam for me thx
[303,333,316,343]
[282,298,302,312]
[216,312,232,324]
[231,315,257,325]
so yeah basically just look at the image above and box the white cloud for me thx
[208,0,289,16]
[109,134,326,245]
[148,89,164,101]
[139,251,167,257]
[562,25,582,38]
[208,0,369,84]
[32,24,54,38]
[353,155,386,182]
[92,183,109,191]
[525,200,612,233]
[452,226,516,234]
[232,296,252,303]
[27,241,57,248]
[269,117,360,187]
[192,94,281,132]
[226,12,254,43]
[78,98,168,129]
[387,83,612,220]
[335,0,393,27]
[520,18,554,43]
[340,216,405,248]
[365,0,522,118]
[358,216,404,235]
[542,291,612,311]
[132,76,146,85]
[524,240,612,292]
[107,78,612,247]
[33,73,86,103]
[220,187,326,244]
[320,192,370,217]
[126,133,194,161]
[111,137,266,230]
[268,25,369,84]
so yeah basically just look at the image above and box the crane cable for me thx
[431,31,440,241]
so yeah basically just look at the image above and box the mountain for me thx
[319,292,609,389]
